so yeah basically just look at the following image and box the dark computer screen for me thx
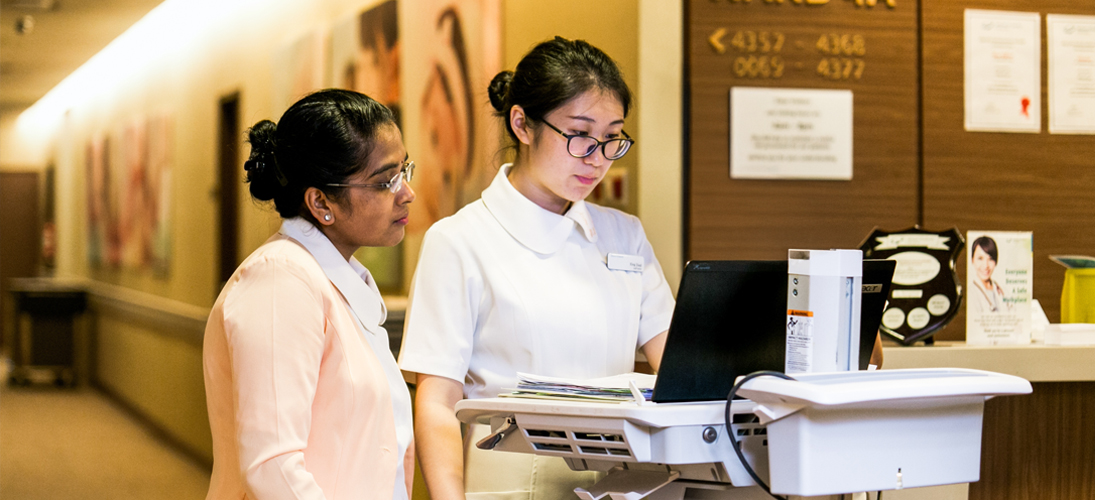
[652,260,788,403]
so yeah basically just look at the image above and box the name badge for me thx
[607,253,644,272]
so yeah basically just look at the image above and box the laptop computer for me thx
[859,259,897,370]
[651,261,788,403]
[651,259,896,403]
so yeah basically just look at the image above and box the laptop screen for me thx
[651,259,896,403]
[652,261,788,403]
[859,259,897,370]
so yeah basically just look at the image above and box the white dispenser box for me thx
[786,249,863,373]
[739,368,1033,496]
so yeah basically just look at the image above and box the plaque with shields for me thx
[860,227,964,345]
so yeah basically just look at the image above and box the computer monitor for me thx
[859,259,897,370]
[652,259,897,403]
[652,261,787,403]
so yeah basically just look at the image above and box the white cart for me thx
[455,368,1032,500]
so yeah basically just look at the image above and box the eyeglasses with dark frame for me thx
[540,120,634,160]
[326,160,415,194]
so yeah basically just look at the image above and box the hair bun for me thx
[488,71,513,112]
[245,120,281,201]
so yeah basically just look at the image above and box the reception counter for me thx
[884,341,1095,381]
[883,341,1095,500]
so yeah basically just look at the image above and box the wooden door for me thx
[0,172,41,351]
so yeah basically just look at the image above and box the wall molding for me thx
[94,380,214,470]
[85,280,209,347]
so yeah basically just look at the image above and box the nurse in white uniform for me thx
[399,37,675,500]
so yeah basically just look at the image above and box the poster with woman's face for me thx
[401,0,502,289]
[328,0,405,292]
[323,0,501,292]
[966,230,1033,345]
[329,0,400,124]
[415,11,472,231]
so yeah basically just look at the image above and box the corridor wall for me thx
[4,0,685,471]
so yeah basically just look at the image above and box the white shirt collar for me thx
[480,164,598,255]
[278,217,387,333]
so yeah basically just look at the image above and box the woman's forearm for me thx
[641,331,669,373]
[414,374,467,500]
[404,438,415,499]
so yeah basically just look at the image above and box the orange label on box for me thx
[787,309,814,317]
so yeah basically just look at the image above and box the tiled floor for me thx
[0,381,210,499]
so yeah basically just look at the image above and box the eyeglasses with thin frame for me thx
[326,160,415,194]
[541,120,634,160]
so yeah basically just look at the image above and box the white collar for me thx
[279,217,387,333]
[480,164,598,255]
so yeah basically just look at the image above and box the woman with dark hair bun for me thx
[400,37,675,499]
[203,89,417,500]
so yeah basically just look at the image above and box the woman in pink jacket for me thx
[203,89,416,500]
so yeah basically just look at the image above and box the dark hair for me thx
[971,236,999,263]
[245,89,395,219]
[488,36,631,146]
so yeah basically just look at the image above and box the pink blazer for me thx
[203,233,411,500]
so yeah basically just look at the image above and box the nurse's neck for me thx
[507,162,571,215]
[321,227,359,262]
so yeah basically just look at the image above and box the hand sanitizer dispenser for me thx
[786,249,863,373]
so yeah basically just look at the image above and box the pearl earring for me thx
[324,214,332,221]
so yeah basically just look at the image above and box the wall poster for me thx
[328,0,404,292]
[329,0,400,124]
[86,134,117,268]
[964,9,1041,133]
[326,0,502,293]
[730,86,853,180]
[272,28,328,117]
[86,115,173,276]
[1047,14,1095,135]
[399,0,502,291]
[966,230,1033,345]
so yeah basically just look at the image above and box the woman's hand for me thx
[870,331,884,368]
[414,374,467,500]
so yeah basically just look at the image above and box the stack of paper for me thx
[500,372,656,402]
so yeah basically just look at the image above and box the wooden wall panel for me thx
[688,0,920,261]
[922,0,1095,339]
[685,2,1095,497]
[972,382,1095,500]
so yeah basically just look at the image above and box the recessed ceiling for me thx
[0,0,165,112]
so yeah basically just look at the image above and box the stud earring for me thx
[324,214,332,221]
